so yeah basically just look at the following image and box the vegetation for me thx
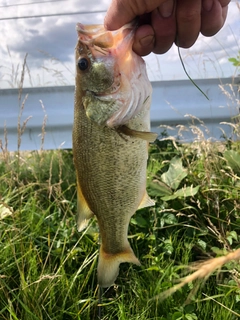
[0,121,240,319]
[0,20,239,318]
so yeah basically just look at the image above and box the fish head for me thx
[75,23,152,127]
[76,24,116,95]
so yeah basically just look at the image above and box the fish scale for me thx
[73,23,156,287]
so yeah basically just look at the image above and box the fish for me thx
[73,22,157,288]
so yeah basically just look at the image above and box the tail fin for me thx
[97,244,140,288]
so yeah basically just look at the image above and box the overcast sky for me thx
[0,0,239,88]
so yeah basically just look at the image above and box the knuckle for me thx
[129,0,156,15]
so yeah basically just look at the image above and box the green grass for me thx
[1,19,240,319]
[1,132,240,319]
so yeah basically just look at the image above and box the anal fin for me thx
[76,183,94,232]
[138,191,155,210]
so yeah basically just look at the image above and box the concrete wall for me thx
[0,78,239,151]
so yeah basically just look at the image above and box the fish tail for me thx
[97,244,141,288]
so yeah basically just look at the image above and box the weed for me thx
[0,40,240,320]
[1,117,240,320]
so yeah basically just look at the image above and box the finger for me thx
[151,3,176,54]
[218,0,231,7]
[175,0,202,48]
[201,0,227,36]
[133,0,175,56]
[221,5,229,24]
[132,25,155,56]
[104,0,167,30]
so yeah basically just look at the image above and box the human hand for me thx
[104,0,230,56]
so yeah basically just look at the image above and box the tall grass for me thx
[0,51,240,320]
[1,120,240,319]
[1,138,240,319]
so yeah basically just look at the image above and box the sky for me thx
[0,0,239,88]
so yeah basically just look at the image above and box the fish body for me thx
[73,23,156,287]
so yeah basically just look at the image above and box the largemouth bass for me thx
[73,23,156,288]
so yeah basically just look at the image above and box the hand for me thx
[104,0,230,56]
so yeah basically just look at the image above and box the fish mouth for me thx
[92,84,121,99]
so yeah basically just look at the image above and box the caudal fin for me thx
[97,244,140,288]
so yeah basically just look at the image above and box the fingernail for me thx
[159,0,174,18]
[202,0,213,11]
[139,34,154,47]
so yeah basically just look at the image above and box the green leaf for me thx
[162,213,178,225]
[161,157,187,190]
[172,311,183,320]
[149,179,173,197]
[146,266,161,271]
[197,239,207,250]
[226,230,238,242]
[163,239,174,255]
[131,215,148,228]
[161,185,199,201]
[184,304,195,314]
[211,247,227,256]
[227,236,233,245]
[185,314,198,320]
[228,58,238,63]
[228,57,240,66]
[224,150,240,175]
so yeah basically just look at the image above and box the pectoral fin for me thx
[76,184,94,232]
[138,191,155,210]
[117,125,158,142]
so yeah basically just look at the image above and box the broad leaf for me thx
[161,185,199,201]
[224,150,240,175]
[161,157,187,190]
[148,179,172,197]
[131,215,148,228]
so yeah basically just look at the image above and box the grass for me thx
[1,126,240,319]
[0,36,240,320]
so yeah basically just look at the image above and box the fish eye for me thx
[78,57,89,71]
